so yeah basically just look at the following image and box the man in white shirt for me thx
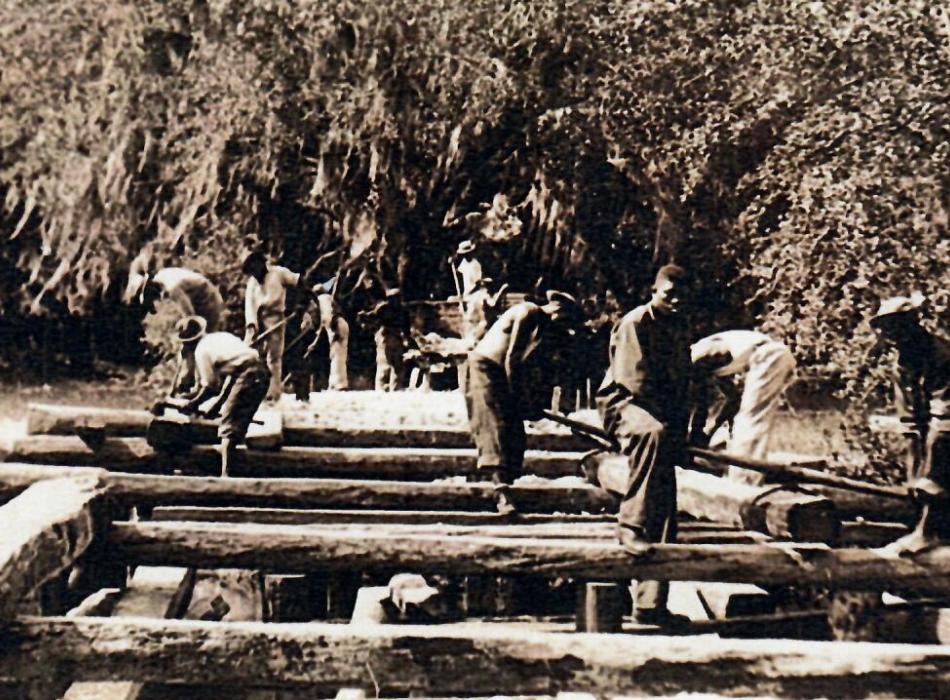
[173,316,270,477]
[243,251,302,401]
[690,330,796,482]
[454,240,484,297]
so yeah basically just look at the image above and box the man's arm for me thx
[202,376,235,418]
[244,278,258,342]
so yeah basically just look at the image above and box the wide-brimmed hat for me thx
[456,240,477,256]
[870,293,925,328]
[175,315,207,344]
[241,250,266,274]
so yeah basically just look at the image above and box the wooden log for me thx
[0,476,109,624]
[26,403,587,452]
[592,456,840,541]
[0,464,613,514]
[7,616,950,697]
[63,566,196,700]
[101,520,950,595]
[151,507,614,526]
[1,436,582,480]
[840,521,909,547]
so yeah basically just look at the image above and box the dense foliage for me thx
[1,0,947,469]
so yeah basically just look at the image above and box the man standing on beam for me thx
[596,264,691,626]
[465,290,584,514]
[171,316,270,477]
[871,293,950,553]
[689,330,797,483]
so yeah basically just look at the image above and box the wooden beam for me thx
[105,520,950,594]
[62,566,196,700]
[6,616,950,697]
[26,403,587,451]
[151,507,615,526]
[591,456,839,541]
[1,435,582,480]
[0,476,109,624]
[0,464,613,514]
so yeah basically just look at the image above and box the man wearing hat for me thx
[124,257,226,332]
[172,316,270,477]
[871,293,950,552]
[464,289,584,514]
[690,330,796,482]
[596,263,691,625]
[454,240,484,297]
[243,251,304,401]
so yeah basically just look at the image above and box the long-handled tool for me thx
[540,409,912,501]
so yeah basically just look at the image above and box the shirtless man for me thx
[125,258,227,331]
[690,330,796,483]
[464,290,582,513]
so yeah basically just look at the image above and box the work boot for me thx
[493,484,517,517]
[633,607,690,629]
[617,526,649,554]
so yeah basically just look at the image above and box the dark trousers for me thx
[464,354,525,483]
[601,401,679,612]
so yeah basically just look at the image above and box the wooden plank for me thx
[63,567,195,700]
[0,464,613,514]
[6,616,950,697]
[1,436,583,480]
[0,476,108,624]
[26,403,587,451]
[105,520,950,594]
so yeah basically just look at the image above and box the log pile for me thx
[0,400,940,698]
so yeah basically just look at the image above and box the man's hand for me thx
[244,324,258,345]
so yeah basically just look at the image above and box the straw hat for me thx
[175,316,207,344]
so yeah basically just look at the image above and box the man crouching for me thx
[170,316,270,476]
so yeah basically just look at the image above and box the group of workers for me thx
[465,262,948,624]
[124,240,948,627]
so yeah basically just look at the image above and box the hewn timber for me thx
[0,464,613,514]
[1,435,582,480]
[142,514,768,543]
[590,455,838,541]
[151,507,614,526]
[0,476,109,623]
[106,520,950,594]
[63,566,196,700]
[26,403,587,451]
[5,617,950,698]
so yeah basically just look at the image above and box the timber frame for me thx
[0,467,950,698]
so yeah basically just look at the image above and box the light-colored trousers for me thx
[727,340,796,483]
[318,316,349,390]
[260,315,285,402]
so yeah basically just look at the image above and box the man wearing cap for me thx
[596,264,691,625]
[169,316,270,477]
[690,330,796,482]
[464,290,583,514]
[871,293,950,552]
[125,258,226,332]
[243,251,303,401]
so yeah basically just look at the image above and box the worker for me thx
[454,240,484,297]
[243,250,302,401]
[124,258,227,332]
[304,282,350,391]
[360,289,410,392]
[596,264,691,626]
[465,290,583,514]
[690,330,796,483]
[168,316,270,477]
[871,294,950,553]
